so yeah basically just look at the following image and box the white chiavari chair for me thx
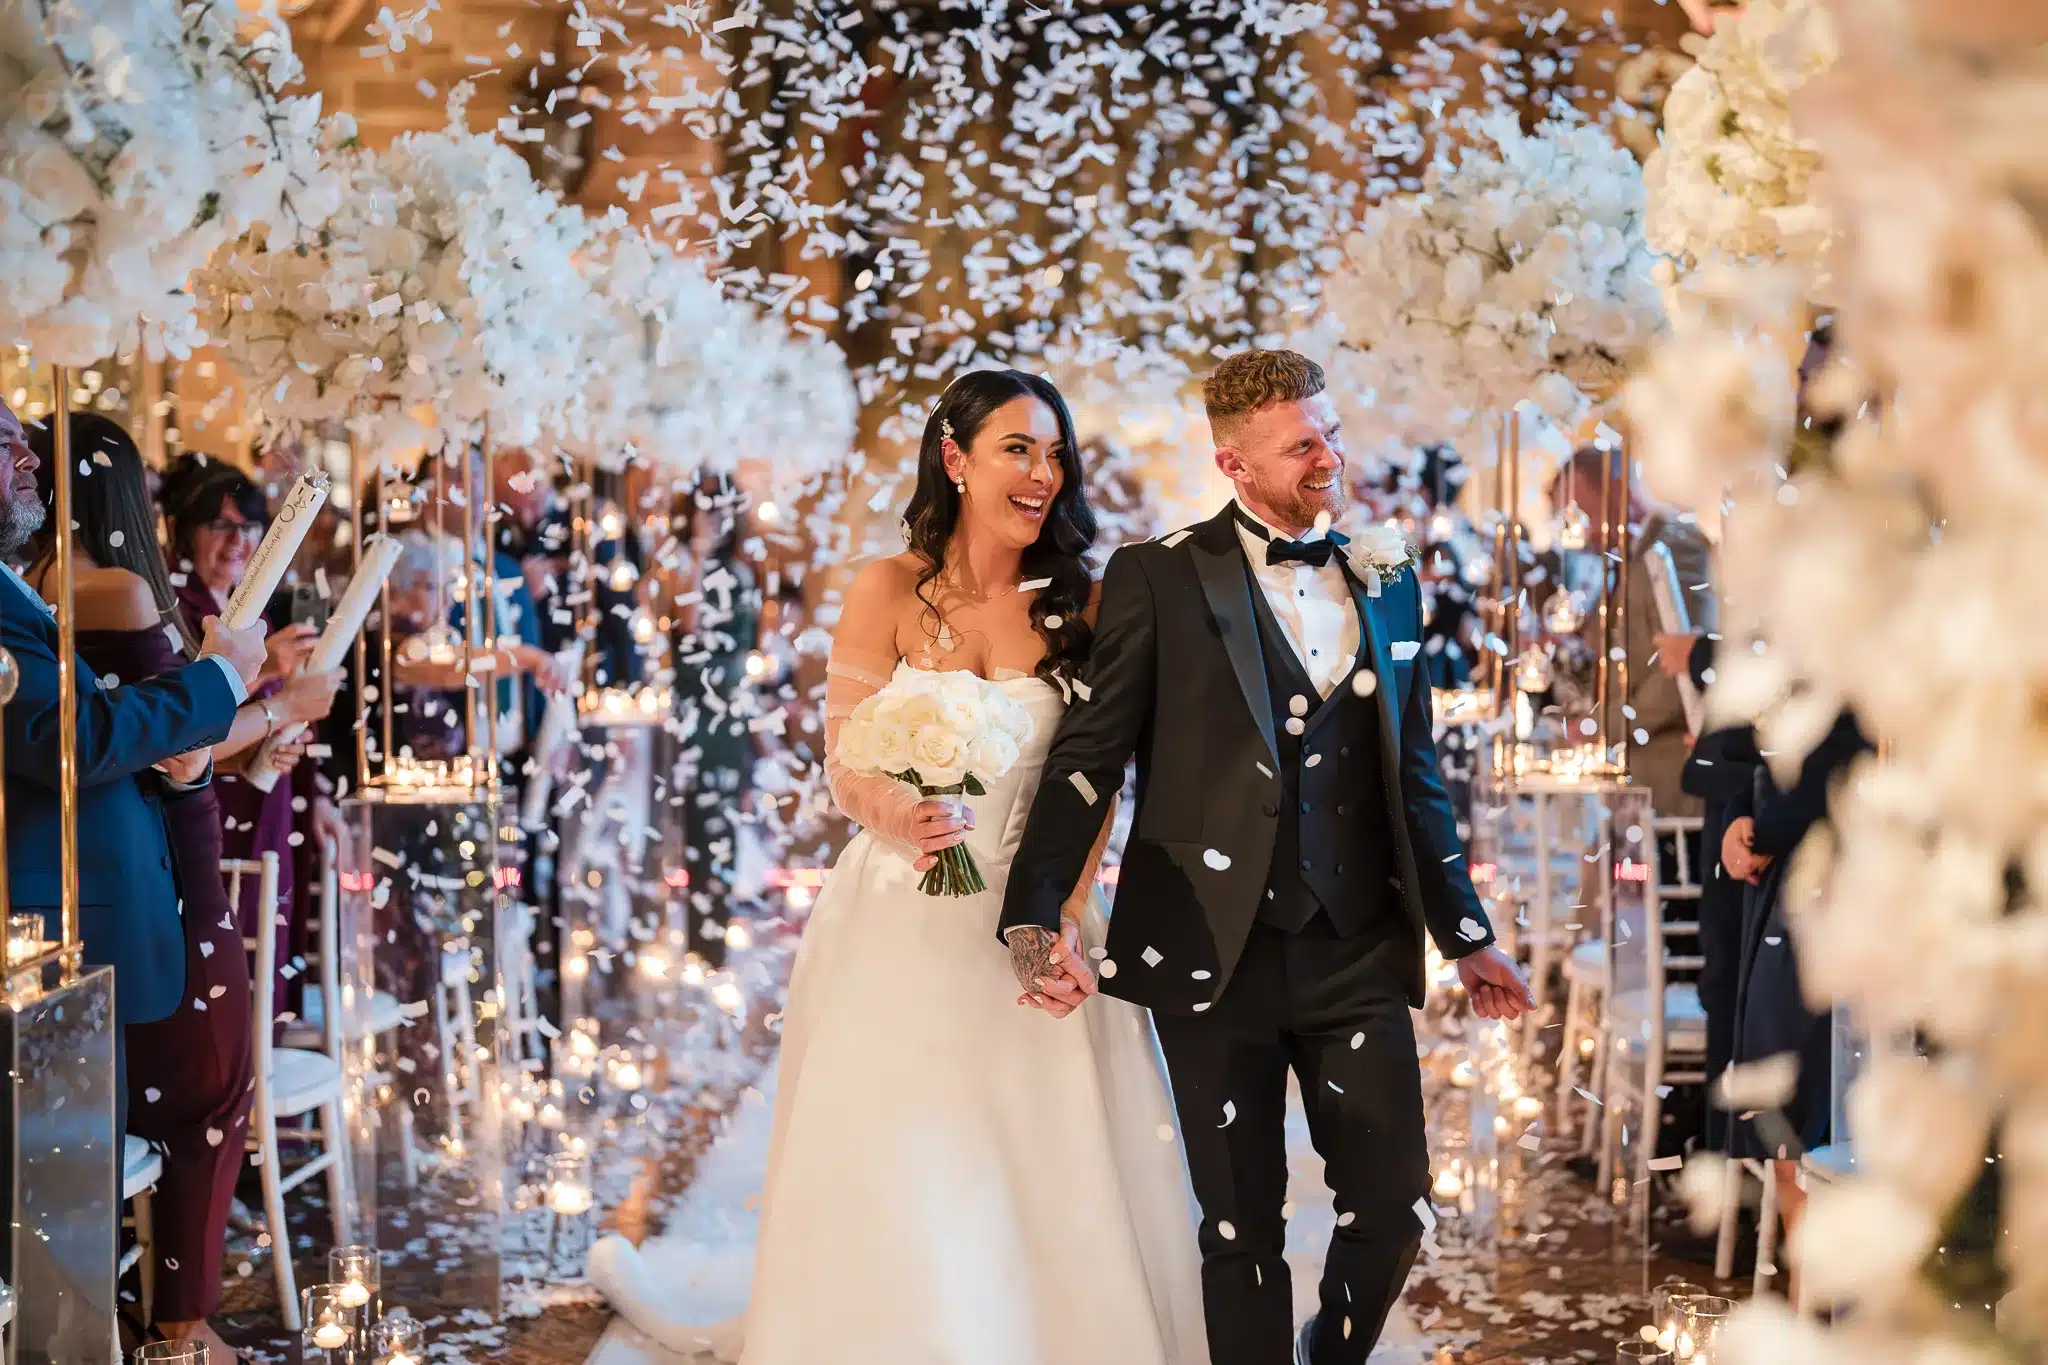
[228,852,351,1330]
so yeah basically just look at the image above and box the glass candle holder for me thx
[7,913,44,966]
[546,1149,595,1276]
[1617,1342,1670,1365]
[328,1244,381,1321]
[301,1284,358,1359]
[1677,1294,1734,1364]
[1649,1280,1707,1355]
[370,1310,425,1365]
[134,1342,208,1365]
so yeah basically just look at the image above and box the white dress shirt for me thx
[1232,499,1361,698]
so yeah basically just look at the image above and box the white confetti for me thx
[1191,970,1211,981]
[144,1088,162,1104]
[1100,959,1117,978]
[1219,1101,1236,1128]
[1288,694,1308,717]
[1042,614,1064,630]
[205,1127,224,1147]
[1068,771,1099,805]
[1305,753,1322,767]
[1141,946,1163,968]
[1351,671,1378,698]
[1217,1220,1236,1241]
[1458,917,1486,941]
[1156,1125,1175,1142]
[1285,717,1306,736]
[1202,849,1231,871]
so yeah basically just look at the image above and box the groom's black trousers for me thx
[1152,913,1428,1365]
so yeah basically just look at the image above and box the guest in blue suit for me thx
[0,400,264,1040]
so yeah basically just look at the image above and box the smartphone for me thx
[288,581,328,633]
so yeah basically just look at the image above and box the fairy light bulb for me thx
[1557,503,1591,550]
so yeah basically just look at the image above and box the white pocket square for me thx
[1391,640,1421,662]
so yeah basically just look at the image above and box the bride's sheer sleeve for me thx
[823,563,923,847]
[1063,799,1116,924]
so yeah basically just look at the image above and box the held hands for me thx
[1721,815,1771,883]
[258,622,319,688]
[1457,946,1536,1021]
[199,615,267,690]
[1007,920,1097,1019]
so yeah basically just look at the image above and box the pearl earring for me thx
[953,478,966,493]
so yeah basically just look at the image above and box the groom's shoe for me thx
[1294,1315,1317,1365]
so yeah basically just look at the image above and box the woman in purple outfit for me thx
[162,460,321,1013]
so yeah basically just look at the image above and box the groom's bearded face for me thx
[1230,393,1346,533]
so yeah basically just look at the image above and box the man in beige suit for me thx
[1550,446,1717,817]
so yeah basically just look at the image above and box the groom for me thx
[1001,349,1531,1365]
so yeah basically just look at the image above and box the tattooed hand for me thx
[1005,921,1096,1019]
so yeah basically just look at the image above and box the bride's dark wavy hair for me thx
[902,370,1096,686]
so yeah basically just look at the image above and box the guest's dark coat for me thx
[1729,710,1871,1159]
[0,569,238,1024]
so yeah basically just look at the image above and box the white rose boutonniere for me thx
[1346,523,1417,597]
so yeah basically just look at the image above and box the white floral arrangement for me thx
[1629,7,2048,1360]
[834,669,1036,896]
[0,0,341,363]
[1321,111,1665,448]
[1642,0,1838,281]
[576,224,856,488]
[197,86,596,458]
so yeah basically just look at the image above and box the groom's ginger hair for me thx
[1202,350,1327,444]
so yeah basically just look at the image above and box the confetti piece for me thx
[1218,1221,1236,1241]
[1458,917,1486,941]
[1018,577,1053,592]
[1289,694,1308,717]
[1350,1032,1364,1049]
[1203,849,1231,871]
[1156,1125,1175,1142]
[1069,772,1099,805]
[206,1128,224,1147]
[1648,1155,1684,1171]
[1305,753,1322,767]
[1141,946,1163,968]
[1352,672,1378,697]
[1159,530,1191,548]
[1412,1197,1438,1234]
[145,1088,162,1104]
[1285,717,1306,736]
[1100,959,1117,978]
[1219,1101,1236,1128]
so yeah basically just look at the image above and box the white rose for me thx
[911,728,967,787]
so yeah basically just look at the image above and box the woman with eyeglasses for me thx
[162,457,341,1018]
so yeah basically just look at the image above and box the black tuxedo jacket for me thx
[1000,504,1495,1013]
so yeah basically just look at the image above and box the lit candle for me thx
[313,1325,349,1350]
[338,1281,370,1308]
[549,1181,594,1216]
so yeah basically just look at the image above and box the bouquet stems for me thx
[920,843,987,897]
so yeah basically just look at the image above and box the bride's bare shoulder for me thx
[844,553,926,607]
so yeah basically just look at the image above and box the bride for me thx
[592,369,1207,1364]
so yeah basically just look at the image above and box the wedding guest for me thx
[1722,709,1872,1301]
[162,460,326,1008]
[19,412,329,1362]
[1,401,261,1062]
[673,479,759,966]
[1549,446,1717,816]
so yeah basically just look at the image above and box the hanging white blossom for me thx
[1642,0,1839,281]
[0,0,341,363]
[1632,5,2048,1356]
[1321,112,1665,448]
[197,86,595,458]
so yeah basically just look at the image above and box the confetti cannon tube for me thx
[221,471,330,631]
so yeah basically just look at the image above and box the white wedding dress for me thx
[591,663,1208,1365]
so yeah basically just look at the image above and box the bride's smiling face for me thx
[945,396,1067,550]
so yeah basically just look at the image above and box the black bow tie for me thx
[1235,505,1348,568]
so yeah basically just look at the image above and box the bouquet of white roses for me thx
[835,669,1036,897]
